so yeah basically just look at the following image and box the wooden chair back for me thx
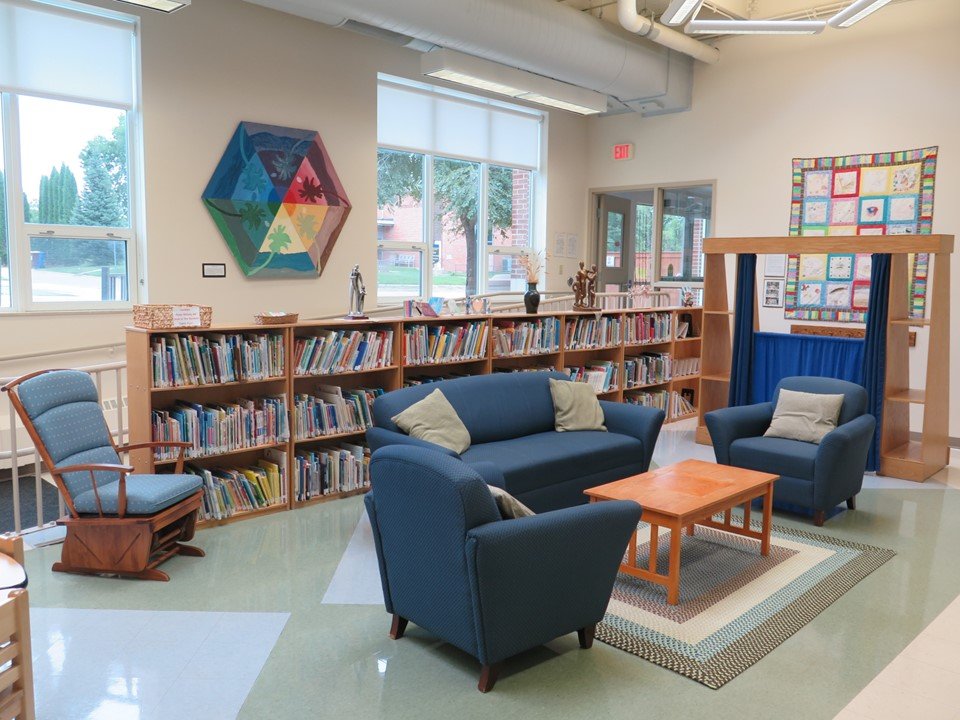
[0,537,34,720]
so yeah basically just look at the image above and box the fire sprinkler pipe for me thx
[617,0,720,64]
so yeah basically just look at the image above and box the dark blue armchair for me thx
[705,376,876,526]
[365,446,641,692]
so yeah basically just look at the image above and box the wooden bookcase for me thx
[126,306,703,528]
[694,234,953,482]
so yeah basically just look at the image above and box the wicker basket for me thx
[133,304,213,330]
[254,312,299,325]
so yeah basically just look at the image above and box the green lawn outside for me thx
[378,267,466,286]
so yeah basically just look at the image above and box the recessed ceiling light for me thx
[113,0,190,13]
[661,0,704,26]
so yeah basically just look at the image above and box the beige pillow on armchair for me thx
[764,388,844,444]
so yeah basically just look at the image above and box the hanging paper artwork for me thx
[202,122,351,277]
[785,146,937,322]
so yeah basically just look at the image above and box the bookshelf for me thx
[126,306,703,528]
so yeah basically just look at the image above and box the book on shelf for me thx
[624,352,672,388]
[493,366,556,374]
[625,312,672,345]
[187,447,287,521]
[566,362,619,393]
[493,317,561,357]
[403,321,488,365]
[151,332,285,388]
[671,390,696,417]
[293,329,393,375]
[565,316,623,350]
[624,390,669,411]
[678,312,697,338]
[676,322,689,339]
[151,395,289,461]
[295,443,371,501]
[293,386,383,439]
[672,357,700,377]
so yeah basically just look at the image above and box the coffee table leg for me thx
[743,501,752,531]
[685,525,694,536]
[628,530,638,568]
[648,524,658,574]
[761,483,773,556]
[667,527,682,605]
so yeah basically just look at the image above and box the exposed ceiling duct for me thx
[243,0,723,116]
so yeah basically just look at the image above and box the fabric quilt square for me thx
[832,168,860,197]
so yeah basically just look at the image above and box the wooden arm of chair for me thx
[52,463,133,518]
[116,441,190,473]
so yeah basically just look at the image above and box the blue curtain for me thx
[750,333,865,404]
[860,253,890,472]
[728,254,757,407]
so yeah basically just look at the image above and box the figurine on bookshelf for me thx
[346,264,368,319]
[680,286,696,308]
[572,261,600,311]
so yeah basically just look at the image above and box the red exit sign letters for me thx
[612,142,634,161]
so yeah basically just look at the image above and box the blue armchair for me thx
[705,376,876,526]
[365,446,641,692]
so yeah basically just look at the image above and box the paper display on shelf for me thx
[171,305,203,328]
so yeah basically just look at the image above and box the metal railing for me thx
[1,361,128,536]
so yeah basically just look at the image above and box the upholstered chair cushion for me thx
[72,474,202,515]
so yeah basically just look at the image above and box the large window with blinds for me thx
[376,77,542,301]
[0,0,140,311]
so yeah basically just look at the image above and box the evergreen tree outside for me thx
[38,164,78,224]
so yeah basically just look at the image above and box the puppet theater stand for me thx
[695,234,953,482]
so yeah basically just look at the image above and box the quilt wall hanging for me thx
[202,122,351,277]
[785,146,937,322]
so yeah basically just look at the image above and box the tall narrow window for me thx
[433,156,480,298]
[0,111,8,308]
[658,185,711,283]
[377,149,426,299]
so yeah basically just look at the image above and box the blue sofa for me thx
[368,371,665,512]
[365,446,642,691]
[705,376,876,526]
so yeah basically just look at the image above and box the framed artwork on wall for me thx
[763,279,785,308]
[785,146,937,322]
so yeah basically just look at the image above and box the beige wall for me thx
[585,0,960,436]
[0,0,588,367]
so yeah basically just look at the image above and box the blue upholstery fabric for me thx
[461,431,643,496]
[371,372,567,444]
[706,375,875,514]
[370,373,664,512]
[15,370,201,515]
[72,474,202,515]
[366,446,641,668]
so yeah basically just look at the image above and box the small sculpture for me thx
[572,261,600,311]
[680,285,696,307]
[346,264,367,319]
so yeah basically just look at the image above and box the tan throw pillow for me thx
[391,388,471,454]
[488,485,535,519]
[764,388,844,444]
[549,378,606,432]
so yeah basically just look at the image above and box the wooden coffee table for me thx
[585,460,778,605]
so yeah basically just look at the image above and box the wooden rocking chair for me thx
[2,369,205,581]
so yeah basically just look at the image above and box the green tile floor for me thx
[25,475,960,720]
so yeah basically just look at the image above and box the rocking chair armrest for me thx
[51,463,132,518]
[117,441,191,452]
[52,462,134,475]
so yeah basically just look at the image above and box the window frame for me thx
[0,6,142,314]
[377,149,538,304]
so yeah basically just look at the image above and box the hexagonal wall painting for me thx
[202,122,351,277]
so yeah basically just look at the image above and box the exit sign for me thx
[612,142,634,161]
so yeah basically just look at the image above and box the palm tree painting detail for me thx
[202,122,352,277]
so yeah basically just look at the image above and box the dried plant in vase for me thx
[517,251,543,313]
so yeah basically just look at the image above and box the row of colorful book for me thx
[566,362,618,393]
[151,332,285,388]
[293,329,394,376]
[293,386,383,439]
[673,357,700,377]
[624,352,672,388]
[295,444,371,501]
[187,449,287,521]
[625,312,673,345]
[671,390,697,417]
[403,322,488,365]
[492,318,561,357]
[565,316,623,350]
[624,390,669,411]
[151,396,289,461]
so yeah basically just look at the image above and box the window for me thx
[658,185,711,283]
[0,1,139,311]
[377,77,541,302]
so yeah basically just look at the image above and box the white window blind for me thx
[378,80,541,170]
[0,0,136,108]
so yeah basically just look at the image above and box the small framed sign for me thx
[202,263,227,278]
[763,279,785,308]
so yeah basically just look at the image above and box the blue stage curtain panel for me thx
[728,254,757,407]
[860,253,890,471]
[750,333,865,405]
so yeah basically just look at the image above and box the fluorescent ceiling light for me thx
[685,19,827,34]
[661,0,704,26]
[113,0,190,12]
[421,48,607,115]
[828,0,895,28]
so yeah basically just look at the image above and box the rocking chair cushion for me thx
[72,474,202,516]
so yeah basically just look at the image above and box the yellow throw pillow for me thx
[549,378,606,432]
[391,388,471,454]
